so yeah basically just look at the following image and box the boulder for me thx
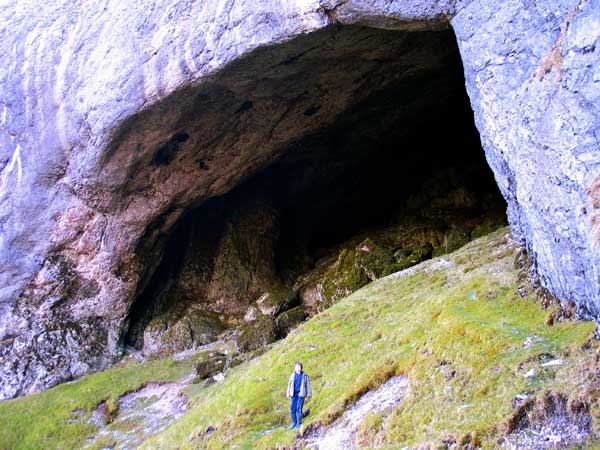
[394,243,434,271]
[298,247,370,314]
[194,354,228,380]
[354,239,397,281]
[142,311,224,356]
[275,307,308,338]
[233,316,278,353]
[298,239,397,314]
[255,285,297,317]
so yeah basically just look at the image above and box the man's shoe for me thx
[288,424,296,430]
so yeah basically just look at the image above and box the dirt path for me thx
[304,376,409,450]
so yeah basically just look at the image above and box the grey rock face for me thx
[451,0,600,317]
[0,0,598,399]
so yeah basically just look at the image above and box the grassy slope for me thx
[0,228,596,449]
[0,355,196,450]
[141,228,596,449]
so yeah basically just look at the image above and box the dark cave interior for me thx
[122,26,507,354]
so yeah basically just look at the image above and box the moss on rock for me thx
[194,354,227,380]
[275,306,308,338]
[255,285,296,317]
[354,238,397,280]
[143,310,225,356]
[293,171,507,317]
[233,316,278,353]
[394,243,434,271]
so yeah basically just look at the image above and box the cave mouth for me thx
[122,25,507,355]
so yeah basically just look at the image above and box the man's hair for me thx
[294,361,303,370]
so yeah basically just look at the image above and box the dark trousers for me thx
[290,395,305,426]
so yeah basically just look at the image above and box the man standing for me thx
[286,361,312,429]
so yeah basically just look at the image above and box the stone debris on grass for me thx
[85,380,189,450]
[213,373,225,382]
[303,376,409,450]
[540,359,563,368]
[523,336,545,349]
[502,415,591,450]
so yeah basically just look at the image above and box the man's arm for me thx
[305,374,312,398]
[286,374,291,398]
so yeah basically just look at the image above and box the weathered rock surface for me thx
[233,316,279,353]
[449,0,600,320]
[194,353,228,380]
[86,381,190,449]
[142,310,225,357]
[0,0,599,399]
[255,286,296,317]
[124,196,291,354]
[275,306,309,337]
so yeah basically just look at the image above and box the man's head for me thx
[294,361,303,374]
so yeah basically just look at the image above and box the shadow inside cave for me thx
[120,25,507,356]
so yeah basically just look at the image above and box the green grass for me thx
[1,227,596,449]
[0,354,196,450]
[139,228,596,449]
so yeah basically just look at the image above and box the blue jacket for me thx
[286,372,312,398]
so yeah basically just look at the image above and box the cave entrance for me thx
[123,25,507,356]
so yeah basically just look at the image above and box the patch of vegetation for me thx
[138,227,597,449]
[355,412,384,447]
[0,354,196,450]
[103,395,120,424]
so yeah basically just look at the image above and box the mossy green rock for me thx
[194,354,227,380]
[394,243,433,271]
[320,247,370,300]
[143,311,225,356]
[354,238,396,280]
[255,285,296,317]
[298,239,399,314]
[299,248,368,314]
[275,306,308,337]
[234,316,278,353]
